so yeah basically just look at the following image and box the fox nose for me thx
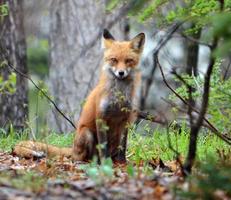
[118,71,124,77]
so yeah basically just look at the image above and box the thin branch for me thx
[181,33,212,48]
[135,110,167,125]
[140,22,184,109]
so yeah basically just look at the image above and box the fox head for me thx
[102,29,145,80]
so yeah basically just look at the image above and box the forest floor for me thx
[0,151,182,200]
[0,129,231,199]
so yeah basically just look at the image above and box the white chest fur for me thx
[99,78,134,118]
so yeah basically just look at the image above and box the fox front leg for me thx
[113,128,128,164]
[96,119,110,161]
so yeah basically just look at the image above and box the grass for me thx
[128,124,230,163]
[0,123,230,164]
[0,130,74,152]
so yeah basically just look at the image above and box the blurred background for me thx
[0,0,230,135]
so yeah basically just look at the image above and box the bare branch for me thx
[134,110,167,125]
[181,33,212,48]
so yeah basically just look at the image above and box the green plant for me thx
[0,61,17,94]
[128,123,230,163]
[0,126,29,151]
[0,3,8,19]
[169,60,231,133]
[81,157,114,185]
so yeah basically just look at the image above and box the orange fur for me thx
[13,30,145,163]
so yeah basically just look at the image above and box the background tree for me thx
[48,0,130,133]
[0,0,28,131]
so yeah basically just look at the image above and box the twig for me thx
[181,33,212,48]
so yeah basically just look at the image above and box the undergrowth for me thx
[0,123,229,164]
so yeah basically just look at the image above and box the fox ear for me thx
[102,29,115,49]
[103,29,115,40]
[130,33,145,52]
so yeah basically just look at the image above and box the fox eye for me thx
[109,58,118,65]
[125,58,135,66]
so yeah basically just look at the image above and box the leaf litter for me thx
[0,150,220,200]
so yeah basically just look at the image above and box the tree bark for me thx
[0,0,28,131]
[186,26,201,76]
[48,0,128,133]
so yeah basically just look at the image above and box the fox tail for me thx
[13,141,72,159]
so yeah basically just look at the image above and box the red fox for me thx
[13,29,145,163]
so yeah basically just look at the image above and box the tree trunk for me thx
[186,26,201,76]
[48,0,128,133]
[0,0,28,131]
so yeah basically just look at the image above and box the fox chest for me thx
[99,81,133,118]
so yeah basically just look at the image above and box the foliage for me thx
[107,0,231,55]
[169,60,231,133]
[211,12,231,56]
[0,3,8,19]
[128,123,230,164]
[41,132,74,147]
[81,158,114,185]
[0,126,29,151]
[0,61,17,94]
